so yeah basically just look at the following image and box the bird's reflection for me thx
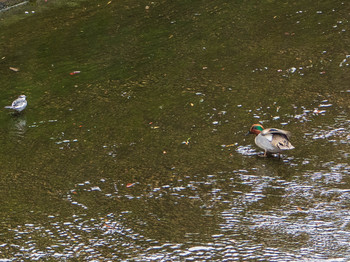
[9,115,27,139]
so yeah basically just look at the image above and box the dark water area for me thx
[0,1,25,10]
[0,0,349,261]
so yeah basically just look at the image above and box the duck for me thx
[247,124,295,157]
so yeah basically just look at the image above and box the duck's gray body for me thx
[255,128,295,154]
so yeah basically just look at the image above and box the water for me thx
[0,0,349,261]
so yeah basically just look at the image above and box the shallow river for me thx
[0,0,349,261]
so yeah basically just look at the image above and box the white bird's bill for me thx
[4,95,27,112]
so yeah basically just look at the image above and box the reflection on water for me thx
[2,162,350,261]
[8,115,27,139]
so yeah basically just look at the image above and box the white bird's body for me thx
[5,95,27,112]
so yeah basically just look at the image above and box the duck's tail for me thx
[4,106,13,109]
[278,141,295,150]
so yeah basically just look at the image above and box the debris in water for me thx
[182,137,191,145]
[9,67,19,72]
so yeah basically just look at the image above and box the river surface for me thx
[0,0,349,261]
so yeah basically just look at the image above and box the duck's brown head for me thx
[248,124,264,135]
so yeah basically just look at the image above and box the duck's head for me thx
[247,124,264,135]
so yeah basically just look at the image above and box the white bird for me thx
[4,95,27,112]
